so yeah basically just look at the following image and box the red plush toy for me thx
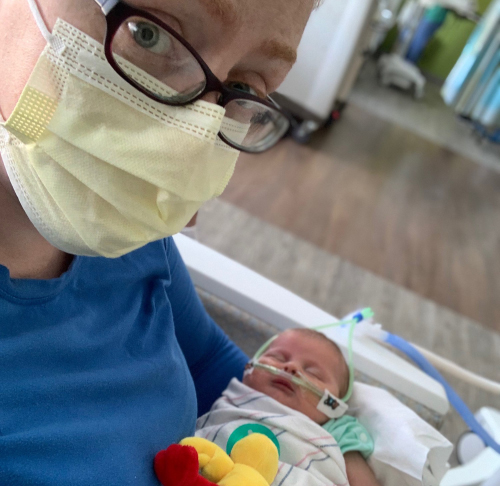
[154,443,216,486]
[155,435,279,486]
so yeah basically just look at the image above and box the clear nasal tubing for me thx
[251,362,326,397]
[246,309,374,419]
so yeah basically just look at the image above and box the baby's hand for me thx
[344,451,381,486]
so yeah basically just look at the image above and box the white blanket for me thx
[196,379,349,486]
[349,382,452,486]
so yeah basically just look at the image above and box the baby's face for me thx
[243,330,346,424]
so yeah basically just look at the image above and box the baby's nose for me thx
[284,364,299,375]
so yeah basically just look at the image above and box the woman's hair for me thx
[289,328,350,398]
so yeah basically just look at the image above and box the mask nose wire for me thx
[27,0,66,53]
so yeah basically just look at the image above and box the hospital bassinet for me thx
[174,233,500,486]
[173,234,449,420]
[197,287,445,429]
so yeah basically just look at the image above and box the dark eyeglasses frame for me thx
[95,0,293,152]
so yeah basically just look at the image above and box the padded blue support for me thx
[385,333,500,454]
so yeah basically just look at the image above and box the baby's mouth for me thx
[271,377,295,393]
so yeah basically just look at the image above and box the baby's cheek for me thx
[246,370,281,399]
[243,370,264,391]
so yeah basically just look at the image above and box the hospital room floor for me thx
[195,65,500,458]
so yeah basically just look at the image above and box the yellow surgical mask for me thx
[0,13,241,258]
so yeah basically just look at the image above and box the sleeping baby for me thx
[195,328,381,486]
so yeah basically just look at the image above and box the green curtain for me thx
[418,0,492,80]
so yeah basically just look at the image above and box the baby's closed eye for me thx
[304,367,325,381]
[263,352,287,362]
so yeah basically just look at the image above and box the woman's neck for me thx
[0,159,73,280]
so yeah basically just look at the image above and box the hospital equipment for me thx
[173,233,500,486]
[441,407,500,486]
[355,320,500,486]
[274,0,379,141]
[377,0,478,98]
[367,0,406,54]
[442,0,500,139]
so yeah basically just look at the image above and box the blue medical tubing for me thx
[385,332,500,454]
[313,308,374,331]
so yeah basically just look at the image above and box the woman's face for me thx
[0,0,314,205]
[0,0,314,118]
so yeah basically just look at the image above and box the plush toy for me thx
[155,433,279,486]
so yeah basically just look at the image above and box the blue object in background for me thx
[385,332,500,455]
[406,7,448,64]
[442,0,500,135]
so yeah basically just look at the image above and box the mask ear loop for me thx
[27,0,66,54]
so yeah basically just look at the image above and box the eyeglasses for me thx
[93,0,292,153]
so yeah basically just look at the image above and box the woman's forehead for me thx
[126,0,313,91]
[137,0,314,20]
[132,0,313,49]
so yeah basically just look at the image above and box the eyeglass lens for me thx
[110,16,289,151]
[222,99,290,152]
[111,16,206,104]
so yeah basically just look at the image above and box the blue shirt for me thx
[0,237,248,485]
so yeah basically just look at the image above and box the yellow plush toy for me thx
[154,433,279,486]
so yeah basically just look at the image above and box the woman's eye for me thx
[227,82,259,97]
[128,21,172,55]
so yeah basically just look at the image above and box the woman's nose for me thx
[199,90,222,105]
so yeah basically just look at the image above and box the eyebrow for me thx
[196,0,239,25]
[194,0,296,65]
[259,39,297,65]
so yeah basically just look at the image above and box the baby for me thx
[196,328,381,486]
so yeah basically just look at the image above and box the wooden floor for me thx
[221,104,500,333]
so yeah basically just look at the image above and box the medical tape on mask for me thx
[248,362,348,419]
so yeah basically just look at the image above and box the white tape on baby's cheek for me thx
[317,390,349,419]
[243,362,255,376]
